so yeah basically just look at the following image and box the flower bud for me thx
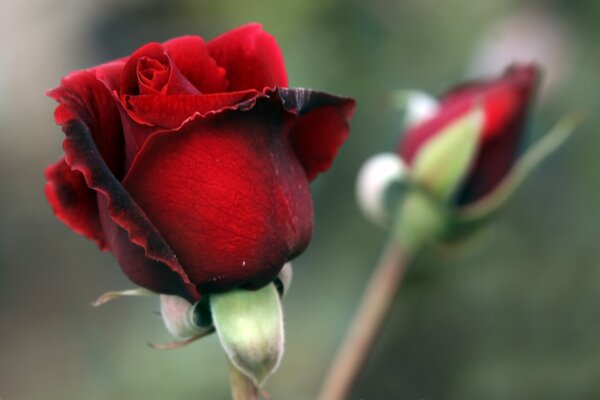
[356,153,409,225]
[358,64,578,252]
[160,295,213,339]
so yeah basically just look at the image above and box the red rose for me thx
[399,64,539,205]
[45,23,355,302]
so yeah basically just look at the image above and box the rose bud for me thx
[357,64,577,251]
[45,23,355,303]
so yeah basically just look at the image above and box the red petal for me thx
[56,118,200,300]
[45,158,107,249]
[122,90,262,129]
[277,88,355,181]
[207,23,288,91]
[163,35,229,93]
[48,70,125,177]
[119,42,199,97]
[123,98,313,293]
[450,64,539,204]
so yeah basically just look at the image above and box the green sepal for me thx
[393,188,450,255]
[411,108,484,202]
[91,288,155,307]
[210,283,284,387]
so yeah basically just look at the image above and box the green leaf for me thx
[411,108,484,202]
[210,284,284,387]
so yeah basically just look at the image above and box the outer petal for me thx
[48,70,125,177]
[123,97,313,293]
[45,158,107,249]
[278,88,356,181]
[121,90,262,129]
[450,64,539,204]
[163,35,229,93]
[46,70,125,249]
[207,23,288,91]
[55,118,200,301]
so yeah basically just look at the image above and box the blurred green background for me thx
[1,0,599,399]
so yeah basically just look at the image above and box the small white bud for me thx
[356,153,408,226]
[160,295,211,339]
[276,262,293,297]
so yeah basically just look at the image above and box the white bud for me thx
[356,153,408,226]
[276,262,293,297]
[160,295,211,339]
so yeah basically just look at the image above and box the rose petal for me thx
[48,70,125,177]
[96,195,199,302]
[123,97,313,293]
[207,23,288,91]
[122,90,262,129]
[277,88,356,181]
[45,158,107,249]
[119,42,199,97]
[163,35,229,93]
[450,65,539,204]
[56,118,200,300]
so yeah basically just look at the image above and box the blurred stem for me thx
[228,360,259,400]
[317,239,409,400]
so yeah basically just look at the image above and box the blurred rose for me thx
[45,23,355,301]
[399,64,539,205]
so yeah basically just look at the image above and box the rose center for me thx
[137,57,170,94]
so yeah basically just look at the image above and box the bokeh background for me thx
[1,0,599,399]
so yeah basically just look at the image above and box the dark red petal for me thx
[207,23,288,91]
[454,64,539,204]
[122,90,262,129]
[277,88,355,181]
[48,70,125,177]
[97,195,199,302]
[440,64,539,142]
[163,35,229,93]
[45,158,107,249]
[123,99,313,293]
[60,119,200,300]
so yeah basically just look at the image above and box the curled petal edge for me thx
[60,119,201,300]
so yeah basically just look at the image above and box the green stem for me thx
[228,360,259,400]
[317,239,409,400]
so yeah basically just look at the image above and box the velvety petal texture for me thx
[399,64,539,205]
[45,24,355,300]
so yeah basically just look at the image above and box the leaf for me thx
[91,288,155,307]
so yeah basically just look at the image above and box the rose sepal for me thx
[211,283,284,387]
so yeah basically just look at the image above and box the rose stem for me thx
[317,239,409,400]
[228,360,259,400]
